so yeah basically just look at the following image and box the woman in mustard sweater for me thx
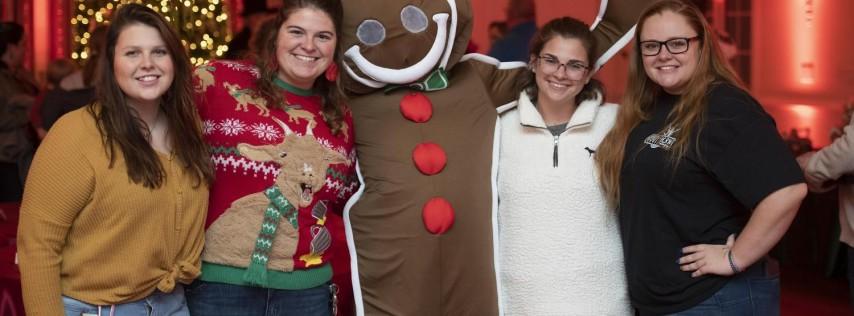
[17,4,212,315]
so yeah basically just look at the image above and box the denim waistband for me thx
[62,284,188,316]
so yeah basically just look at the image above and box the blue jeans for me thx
[185,281,332,316]
[62,284,189,316]
[665,259,780,316]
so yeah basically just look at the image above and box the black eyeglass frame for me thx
[638,36,700,56]
[536,55,590,76]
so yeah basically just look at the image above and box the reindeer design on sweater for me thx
[283,105,318,131]
[194,64,215,93]
[202,117,350,273]
[223,82,320,132]
[224,82,271,117]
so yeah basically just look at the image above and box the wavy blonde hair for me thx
[595,0,744,207]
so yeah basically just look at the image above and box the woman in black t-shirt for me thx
[595,1,807,314]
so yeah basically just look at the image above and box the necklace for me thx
[148,109,166,132]
[143,109,168,145]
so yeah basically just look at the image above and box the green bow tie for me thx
[384,68,449,94]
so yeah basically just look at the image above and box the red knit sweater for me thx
[193,60,357,289]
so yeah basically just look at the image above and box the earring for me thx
[325,63,339,82]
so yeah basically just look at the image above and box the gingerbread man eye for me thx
[356,19,386,46]
[400,5,428,33]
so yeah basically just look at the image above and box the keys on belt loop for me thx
[330,283,339,316]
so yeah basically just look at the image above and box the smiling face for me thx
[340,0,473,92]
[112,23,174,109]
[640,10,700,95]
[532,36,589,107]
[275,7,337,90]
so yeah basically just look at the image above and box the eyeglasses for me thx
[638,36,700,56]
[537,55,589,79]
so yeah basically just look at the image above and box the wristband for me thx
[727,249,741,274]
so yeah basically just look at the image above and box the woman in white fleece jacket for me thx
[497,17,630,315]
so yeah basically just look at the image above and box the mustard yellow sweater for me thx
[17,108,209,316]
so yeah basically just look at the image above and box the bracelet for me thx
[727,249,741,274]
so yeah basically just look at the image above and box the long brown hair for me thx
[253,0,345,134]
[83,25,108,87]
[89,3,213,188]
[516,16,604,105]
[595,0,744,206]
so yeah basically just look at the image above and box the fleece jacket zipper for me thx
[531,125,564,168]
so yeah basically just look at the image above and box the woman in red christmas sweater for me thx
[186,0,357,315]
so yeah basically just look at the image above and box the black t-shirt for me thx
[619,83,804,314]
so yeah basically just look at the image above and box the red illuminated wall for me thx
[753,0,854,148]
[764,104,848,149]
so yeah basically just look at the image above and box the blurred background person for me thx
[488,20,508,46]
[224,0,276,60]
[798,102,854,310]
[29,58,77,140]
[40,25,108,133]
[488,0,537,62]
[786,127,814,156]
[0,21,38,202]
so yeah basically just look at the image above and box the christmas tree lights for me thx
[71,0,231,66]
